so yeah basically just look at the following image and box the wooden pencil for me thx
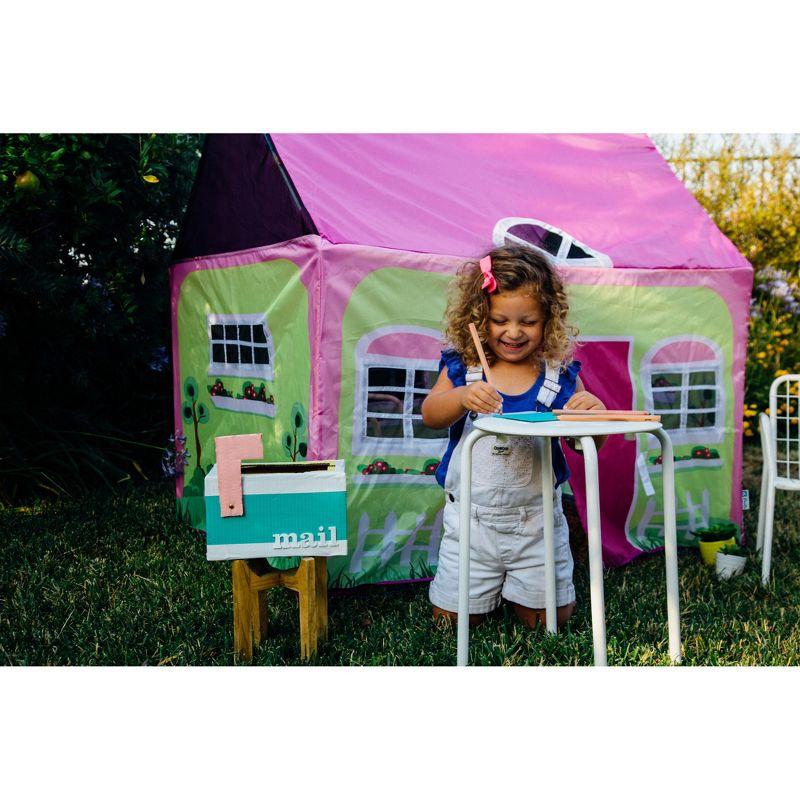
[468,323,494,385]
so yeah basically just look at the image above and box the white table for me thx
[456,417,681,667]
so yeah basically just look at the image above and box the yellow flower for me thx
[776,369,790,377]
[757,351,766,358]
[745,428,754,437]
[744,409,757,417]
[142,174,160,184]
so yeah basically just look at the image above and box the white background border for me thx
[3,1,799,796]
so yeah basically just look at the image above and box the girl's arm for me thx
[563,377,608,451]
[421,368,503,430]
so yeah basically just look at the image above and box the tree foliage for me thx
[654,134,800,272]
[0,134,201,502]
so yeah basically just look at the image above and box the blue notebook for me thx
[492,411,558,422]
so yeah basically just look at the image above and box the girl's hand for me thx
[564,391,606,412]
[461,382,503,415]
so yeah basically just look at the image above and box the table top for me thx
[473,416,663,438]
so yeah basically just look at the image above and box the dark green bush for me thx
[0,134,201,503]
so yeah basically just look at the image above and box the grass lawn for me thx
[1,443,798,666]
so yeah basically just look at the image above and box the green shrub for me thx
[0,134,201,503]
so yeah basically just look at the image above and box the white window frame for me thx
[352,326,448,457]
[641,336,724,445]
[207,313,274,380]
[493,216,613,268]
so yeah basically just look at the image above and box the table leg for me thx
[540,437,557,634]
[580,436,607,667]
[653,429,682,663]
[457,428,488,667]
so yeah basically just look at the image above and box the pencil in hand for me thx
[468,323,494,384]
[468,322,502,415]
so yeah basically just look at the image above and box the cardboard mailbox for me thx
[204,460,347,560]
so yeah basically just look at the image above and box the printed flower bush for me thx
[208,378,274,404]
[649,445,719,465]
[241,381,274,404]
[357,458,440,476]
[208,379,233,398]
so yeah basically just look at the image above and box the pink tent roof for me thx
[270,134,749,270]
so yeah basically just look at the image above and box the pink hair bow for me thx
[479,255,497,293]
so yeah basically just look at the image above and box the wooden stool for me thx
[232,556,328,662]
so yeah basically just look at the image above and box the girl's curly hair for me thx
[444,245,579,368]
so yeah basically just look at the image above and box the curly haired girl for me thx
[421,245,606,629]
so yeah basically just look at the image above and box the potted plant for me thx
[692,520,738,565]
[716,543,748,580]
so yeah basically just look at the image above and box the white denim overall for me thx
[429,363,576,613]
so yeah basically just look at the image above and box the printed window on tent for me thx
[641,338,724,444]
[493,217,613,268]
[207,313,274,380]
[354,328,448,457]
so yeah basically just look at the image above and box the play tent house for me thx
[171,134,752,586]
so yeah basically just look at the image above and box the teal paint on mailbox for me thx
[204,460,347,560]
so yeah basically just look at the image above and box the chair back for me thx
[768,374,800,481]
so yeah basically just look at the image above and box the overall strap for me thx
[536,362,562,409]
[465,366,483,385]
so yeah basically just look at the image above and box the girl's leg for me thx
[432,605,487,627]
[509,600,576,629]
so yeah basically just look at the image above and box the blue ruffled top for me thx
[434,349,582,489]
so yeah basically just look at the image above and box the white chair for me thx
[757,374,800,585]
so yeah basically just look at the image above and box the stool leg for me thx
[314,557,328,641]
[297,557,319,660]
[458,429,487,666]
[540,437,557,634]
[232,560,254,662]
[654,428,681,664]
[580,436,607,667]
